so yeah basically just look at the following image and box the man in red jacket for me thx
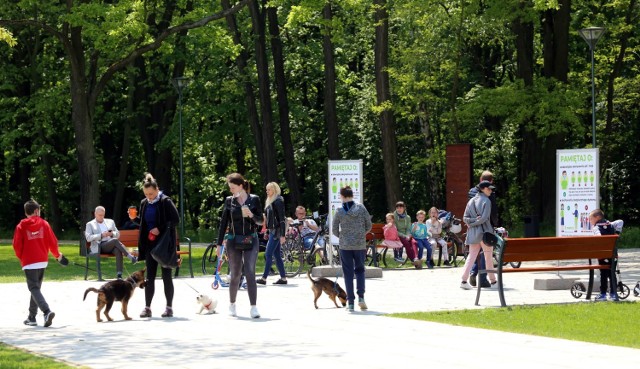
[13,200,66,327]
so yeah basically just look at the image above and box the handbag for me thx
[227,197,256,251]
[150,223,179,269]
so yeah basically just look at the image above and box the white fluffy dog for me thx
[196,294,217,314]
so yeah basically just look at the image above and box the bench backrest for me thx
[500,235,618,263]
[84,229,180,253]
[366,223,385,242]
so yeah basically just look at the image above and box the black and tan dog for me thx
[307,268,347,309]
[83,269,146,322]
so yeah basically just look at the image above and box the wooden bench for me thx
[366,223,412,268]
[83,229,193,280]
[475,235,619,307]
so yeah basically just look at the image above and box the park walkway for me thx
[1,249,639,368]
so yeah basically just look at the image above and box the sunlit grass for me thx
[0,342,86,369]
[390,302,640,348]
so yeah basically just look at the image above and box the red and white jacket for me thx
[13,216,60,268]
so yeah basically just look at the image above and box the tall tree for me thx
[374,0,402,210]
[266,4,301,209]
[0,0,251,225]
[322,1,340,160]
[248,0,278,184]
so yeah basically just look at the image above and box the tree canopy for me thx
[1,0,638,236]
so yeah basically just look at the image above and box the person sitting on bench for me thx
[85,206,137,280]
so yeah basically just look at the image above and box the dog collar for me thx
[204,301,212,309]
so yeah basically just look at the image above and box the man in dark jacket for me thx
[468,171,498,287]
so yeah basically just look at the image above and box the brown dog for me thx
[307,268,347,309]
[83,269,146,322]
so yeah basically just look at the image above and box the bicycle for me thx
[280,223,305,278]
[307,214,341,267]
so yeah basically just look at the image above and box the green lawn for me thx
[0,343,86,369]
[390,302,640,348]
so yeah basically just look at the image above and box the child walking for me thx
[13,200,67,327]
[426,207,449,266]
[411,210,433,268]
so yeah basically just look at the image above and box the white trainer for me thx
[228,303,237,317]
[250,305,260,319]
[460,281,473,290]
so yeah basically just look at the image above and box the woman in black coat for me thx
[137,173,180,319]
[216,173,263,318]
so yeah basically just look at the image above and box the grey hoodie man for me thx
[332,202,372,250]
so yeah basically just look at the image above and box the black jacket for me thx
[216,194,263,246]
[265,195,286,237]
[137,193,180,261]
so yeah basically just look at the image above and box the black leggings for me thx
[227,239,258,305]
[144,250,174,307]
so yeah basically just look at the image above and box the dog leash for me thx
[181,280,202,294]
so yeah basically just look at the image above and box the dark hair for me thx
[395,201,405,208]
[142,173,158,190]
[24,200,40,215]
[128,205,137,209]
[339,186,353,198]
[227,172,250,191]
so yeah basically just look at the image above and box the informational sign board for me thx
[327,160,363,245]
[556,148,599,236]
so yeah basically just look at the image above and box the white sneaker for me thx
[250,305,260,319]
[460,281,473,290]
[228,303,237,317]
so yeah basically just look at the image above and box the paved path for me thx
[1,250,639,368]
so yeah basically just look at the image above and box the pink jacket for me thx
[383,223,403,248]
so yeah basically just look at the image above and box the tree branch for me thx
[91,0,250,105]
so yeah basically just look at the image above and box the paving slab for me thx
[1,249,639,368]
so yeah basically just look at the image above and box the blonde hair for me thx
[264,182,282,209]
[416,210,426,217]
[428,207,439,216]
[385,213,395,221]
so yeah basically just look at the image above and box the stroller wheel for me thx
[634,282,640,297]
[618,283,630,300]
[570,282,586,299]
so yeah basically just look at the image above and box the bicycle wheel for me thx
[282,238,303,278]
[308,246,327,267]
[447,241,457,266]
[618,283,630,300]
[201,243,218,275]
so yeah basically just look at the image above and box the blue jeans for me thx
[339,249,366,304]
[303,234,315,251]
[262,232,285,279]
[471,251,489,283]
[415,238,432,261]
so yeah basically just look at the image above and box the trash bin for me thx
[523,215,540,237]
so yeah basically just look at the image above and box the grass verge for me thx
[389,302,639,349]
[0,342,86,369]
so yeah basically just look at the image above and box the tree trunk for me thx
[248,0,278,184]
[69,26,100,226]
[113,69,137,225]
[418,102,442,207]
[374,0,402,210]
[322,2,340,160]
[221,0,265,180]
[266,4,301,210]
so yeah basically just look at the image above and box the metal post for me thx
[178,89,185,236]
[172,77,190,236]
[590,46,596,148]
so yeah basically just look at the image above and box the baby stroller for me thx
[570,220,629,300]
[438,210,464,266]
